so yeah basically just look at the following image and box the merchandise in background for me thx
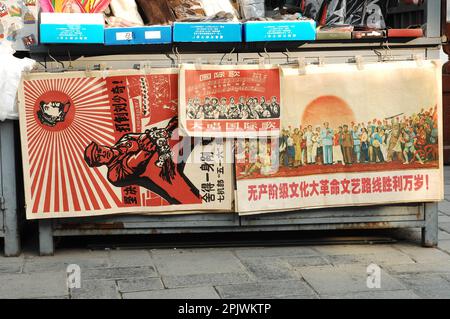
[0,0,38,51]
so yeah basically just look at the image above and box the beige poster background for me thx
[18,69,234,220]
[236,60,444,214]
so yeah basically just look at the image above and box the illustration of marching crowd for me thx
[237,106,439,177]
[186,96,280,120]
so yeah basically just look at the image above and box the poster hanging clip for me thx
[382,41,394,62]
[98,63,109,79]
[263,47,271,64]
[413,54,424,67]
[140,62,152,74]
[195,57,203,68]
[374,49,383,63]
[297,57,306,75]
[258,56,266,67]
[175,47,181,66]
[84,64,93,77]
[67,50,73,70]
[165,53,176,68]
[282,49,291,65]
[171,47,181,67]
[318,56,325,67]
[355,56,364,71]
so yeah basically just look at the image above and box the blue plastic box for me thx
[244,20,316,42]
[40,13,104,44]
[173,22,242,42]
[105,25,172,45]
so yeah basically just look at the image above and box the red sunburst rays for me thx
[23,76,121,214]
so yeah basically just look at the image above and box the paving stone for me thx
[438,240,450,254]
[122,286,219,299]
[0,271,68,299]
[438,201,450,214]
[395,274,450,299]
[439,231,450,240]
[117,278,164,293]
[298,265,406,295]
[0,263,23,274]
[162,273,253,289]
[23,259,109,273]
[70,280,121,299]
[281,256,331,268]
[233,247,318,259]
[322,290,420,299]
[444,184,450,195]
[314,244,400,256]
[264,295,318,299]
[443,184,450,194]
[23,250,109,273]
[440,273,450,283]
[30,249,109,260]
[384,262,450,274]
[326,251,415,267]
[239,257,300,281]
[6,242,450,298]
[108,249,154,267]
[152,249,246,276]
[83,266,157,280]
[215,280,316,299]
[393,244,450,263]
[440,222,450,233]
[0,255,24,263]
[439,215,450,223]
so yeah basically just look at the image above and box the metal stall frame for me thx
[0,121,21,256]
[29,0,441,255]
[38,203,439,255]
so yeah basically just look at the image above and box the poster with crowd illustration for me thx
[18,69,233,219]
[179,64,281,138]
[236,60,444,214]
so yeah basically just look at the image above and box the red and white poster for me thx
[179,64,281,138]
[235,61,444,214]
[18,69,233,220]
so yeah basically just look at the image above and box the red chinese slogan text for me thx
[247,174,430,202]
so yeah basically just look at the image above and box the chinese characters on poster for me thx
[18,69,233,219]
[179,64,281,138]
[18,61,444,219]
[235,61,443,214]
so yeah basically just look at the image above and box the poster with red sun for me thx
[179,64,281,138]
[18,69,233,220]
[235,61,444,215]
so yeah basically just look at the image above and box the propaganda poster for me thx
[18,69,233,219]
[179,64,281,138]
[235,61,444,214]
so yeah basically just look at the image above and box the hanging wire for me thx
[47,50,65,69]
[220,47,235,65]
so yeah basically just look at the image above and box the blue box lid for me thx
[244,20,316,42]
[173,22,242,42]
